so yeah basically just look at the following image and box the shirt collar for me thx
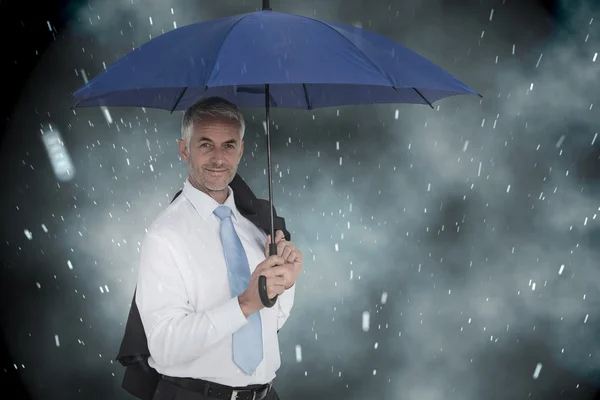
[182,178,240,221]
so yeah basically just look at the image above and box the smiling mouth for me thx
[206,169,227,173]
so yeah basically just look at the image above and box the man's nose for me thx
[210,147,226,161]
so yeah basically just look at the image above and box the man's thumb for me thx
[264,235,270,255]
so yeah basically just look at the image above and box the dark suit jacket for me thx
[116,174,291,400]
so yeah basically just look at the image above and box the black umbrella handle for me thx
[259,243,278,308]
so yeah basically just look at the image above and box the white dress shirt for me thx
[136,178,295,387]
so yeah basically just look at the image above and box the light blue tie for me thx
[213,205,263,375]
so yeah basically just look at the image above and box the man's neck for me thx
[209,190,228,204]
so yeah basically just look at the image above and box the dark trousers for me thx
[152,377,281,400]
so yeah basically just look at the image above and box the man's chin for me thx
[205,184,228,191]
[203,178,231,192]
[193,171,235,192]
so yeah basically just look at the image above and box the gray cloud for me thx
[1,0,600,399]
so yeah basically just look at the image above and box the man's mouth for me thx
[206,168,227,173]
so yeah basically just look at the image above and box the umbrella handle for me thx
[259,242,278,308]
[259,275,276,308]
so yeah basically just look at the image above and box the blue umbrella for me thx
[72,0,481,307]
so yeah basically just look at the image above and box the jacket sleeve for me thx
[136,231,248,367]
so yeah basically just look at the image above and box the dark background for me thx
[2,0,600,399]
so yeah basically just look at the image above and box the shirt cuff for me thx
[276,284,295,330]
[205,296,249,337]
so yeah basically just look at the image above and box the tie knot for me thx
[213,205,233,220]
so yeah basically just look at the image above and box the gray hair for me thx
[181,97,245,147]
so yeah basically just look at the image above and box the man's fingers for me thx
[277,240,288,257]
[267,275,286,297]
[275,230,285,242]
[269,275,286,287]
[292,251,303,263]
[277,240,298,260]
[259,255,284,270]
[282,247,295,262]
[265,231,286,257]
[267,284,285,297]
[265,265,288,277]
[266,230,285,245]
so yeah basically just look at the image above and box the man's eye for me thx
[200,143,210,147]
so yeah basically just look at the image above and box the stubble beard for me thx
[190,163,236,193]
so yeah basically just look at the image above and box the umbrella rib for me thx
[295,14,395,87]
[205,13,254,88]
[412,88,434,109]
[170,87,188,113]
[302,84,311,110]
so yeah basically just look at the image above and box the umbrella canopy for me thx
[73,9,480,111]
[72,6,481,307]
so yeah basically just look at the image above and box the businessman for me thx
[136,96,302,400]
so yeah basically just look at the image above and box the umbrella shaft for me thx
[262,83,278,309]
[265,84,276,251]
[262,0,270,10]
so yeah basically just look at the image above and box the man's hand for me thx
[265,230,303,290]
[238,255,287,317]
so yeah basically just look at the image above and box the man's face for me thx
[178,116,244,196]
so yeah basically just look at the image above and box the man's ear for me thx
[178,139,189,163]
